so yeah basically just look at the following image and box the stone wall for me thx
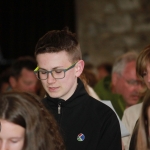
[75,0,150,66]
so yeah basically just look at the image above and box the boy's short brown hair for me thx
[35,28,82,63]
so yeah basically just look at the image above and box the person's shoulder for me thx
[87,96,117,119]
[122,102,143,124]
[124,102,143,114]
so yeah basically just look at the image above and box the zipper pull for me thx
[58,102,61,114]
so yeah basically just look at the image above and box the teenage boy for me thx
[34,28,122,150]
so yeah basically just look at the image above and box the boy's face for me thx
[36,51,83,100]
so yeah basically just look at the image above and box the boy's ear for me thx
[9,76,17,88]
[75,60,84,77]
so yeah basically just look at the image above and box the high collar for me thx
[45,78,88,107]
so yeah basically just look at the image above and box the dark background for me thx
[0,0,76,61]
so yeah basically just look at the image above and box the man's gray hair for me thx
[112,51,139,75]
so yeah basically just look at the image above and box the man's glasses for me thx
[120,75,145,87]
[34,62,77,80]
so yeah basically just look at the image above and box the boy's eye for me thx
[39,70,47,74]
[54,69,63,73]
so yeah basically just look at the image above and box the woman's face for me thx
[0,119,25,150]
[143,64,150,89]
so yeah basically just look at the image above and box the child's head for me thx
[34,29,84,100]
[0,91,65,150]
[35,28,82,63]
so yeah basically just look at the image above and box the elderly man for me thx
[94,51,145,119]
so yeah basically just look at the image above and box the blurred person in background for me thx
[94,51,145,119]
[8,56,45,97]
[96,62,112,81]
[129,91,150,150]
[122,45,150,150]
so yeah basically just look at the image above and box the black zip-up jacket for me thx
[42,79,122,150]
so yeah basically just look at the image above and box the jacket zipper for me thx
[58,102,61,114]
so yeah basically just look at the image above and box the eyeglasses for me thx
[120,75,145,87]
[34,62,77,80]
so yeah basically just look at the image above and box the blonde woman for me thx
[129,44,150,149]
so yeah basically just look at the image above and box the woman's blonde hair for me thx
[136,45,150,79]
[136,91,150,150]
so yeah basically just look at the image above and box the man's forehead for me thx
[123,61,136,73]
